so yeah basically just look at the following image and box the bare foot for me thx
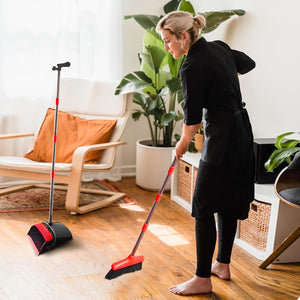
[211,261,230,280]
[170,275,212,295]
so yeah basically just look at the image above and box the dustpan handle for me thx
[49,62,70,224]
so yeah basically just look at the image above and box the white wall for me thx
[120,0,300,174]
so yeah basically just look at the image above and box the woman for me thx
[156,11,256,295]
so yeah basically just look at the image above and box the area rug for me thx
[0,179,136,213]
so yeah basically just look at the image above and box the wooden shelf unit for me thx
[171,151,300,263]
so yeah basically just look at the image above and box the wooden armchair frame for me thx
[0,79,133,214]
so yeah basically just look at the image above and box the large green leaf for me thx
[201,10,246,34]
[167,51,185,78]
[140,45,167,86]
[148,45,167,73]
[143,29,169,70]
[142,85,157,96]
[143,28,164,50]
[156,70,172,91]
[132,110,143,121]
[133,92,147,107]
[177,0,195,15]
[140,52,155,83]
[115,71,152,95]
[164,0,180,14]
[164,0,195,14]
[166,77,182,93]
[161,111,177,126]
[124,14,161,30]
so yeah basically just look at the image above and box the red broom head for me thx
[105,255,144,280]
[111,255,144,271]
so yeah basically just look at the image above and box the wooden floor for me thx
[0,177,299,300]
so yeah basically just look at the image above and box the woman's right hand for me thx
[175,139,189,159]
[176,123,201,159]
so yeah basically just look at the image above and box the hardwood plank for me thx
[0,177,299,299]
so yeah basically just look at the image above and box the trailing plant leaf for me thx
[201,10,245,34]
[265,147,300,172]
[265,131,300,172]
[274,131,296,149]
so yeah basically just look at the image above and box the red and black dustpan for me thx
[27,62,72,255]
[105,156,177,279]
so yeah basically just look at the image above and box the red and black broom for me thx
[105,156,177,280]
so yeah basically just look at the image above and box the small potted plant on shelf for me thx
[116,0,246,190]
[265,131,300,172]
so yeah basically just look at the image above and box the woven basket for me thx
[193,167,198,193]
[194,133,204,152]
[239,200,271,251]
[177,160,192,203]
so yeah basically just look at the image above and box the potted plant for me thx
[265,131,300,172]
[116,0,246,190]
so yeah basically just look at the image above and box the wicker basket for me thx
[239,200,271,251]
[177,160,192,203]
[193,167,198,193]
[194,134,204,152]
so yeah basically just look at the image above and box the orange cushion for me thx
[24,108,117,164]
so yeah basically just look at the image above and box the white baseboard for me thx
[119,164,136,177]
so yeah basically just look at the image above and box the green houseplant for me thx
[265,132,300,172]
[115,0,245,148]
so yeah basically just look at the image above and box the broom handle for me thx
[130,156,178,256]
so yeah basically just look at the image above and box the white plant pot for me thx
[136,139,175,191]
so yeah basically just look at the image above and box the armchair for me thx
[0,78,133,214]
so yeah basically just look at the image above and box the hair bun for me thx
[193,15,206,29]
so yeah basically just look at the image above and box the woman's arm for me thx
[176,123,200,159]
[231,49,255,74]
[214,40,255,74]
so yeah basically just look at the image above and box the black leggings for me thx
[195,213,237,278]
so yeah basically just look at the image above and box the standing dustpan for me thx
[27,62,72,255]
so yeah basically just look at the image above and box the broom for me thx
[105,156,177,280]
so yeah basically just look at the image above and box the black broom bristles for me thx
[105,262,143,280]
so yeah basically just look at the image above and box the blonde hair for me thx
[156,11,206,42]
